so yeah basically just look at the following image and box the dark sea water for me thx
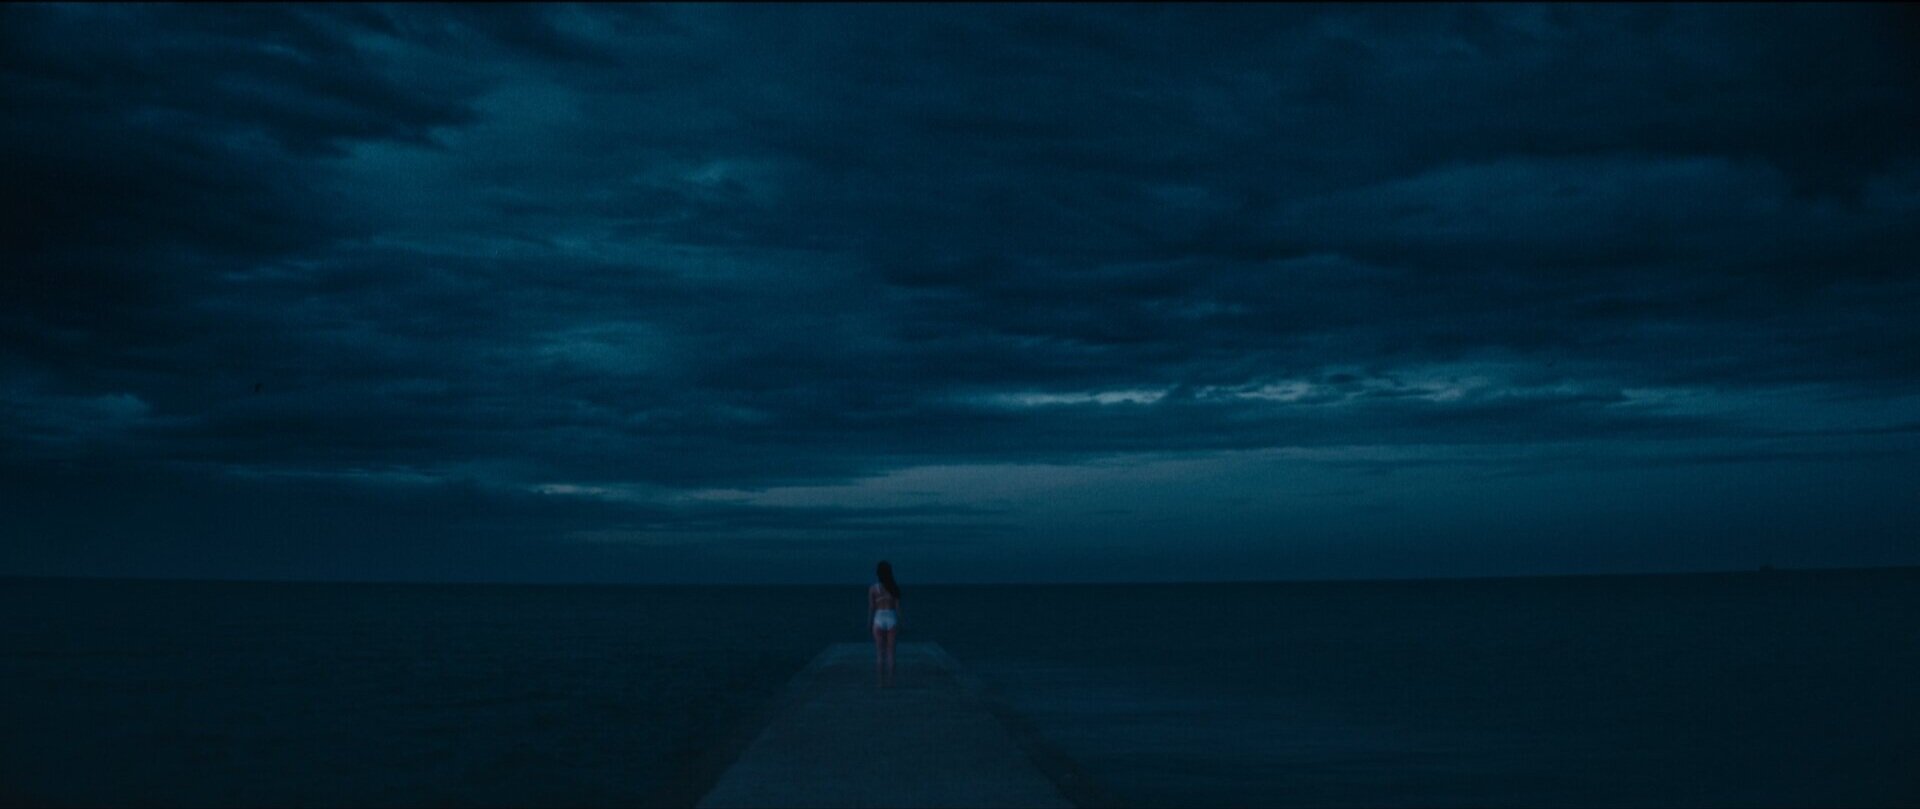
[2,569,1916,808]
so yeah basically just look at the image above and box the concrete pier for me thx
[696,643,1094,808]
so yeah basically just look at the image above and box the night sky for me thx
[5,5,1918,584]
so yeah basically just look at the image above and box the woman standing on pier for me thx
[870,561,902,686]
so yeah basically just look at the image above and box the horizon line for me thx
[5,562,1916,590]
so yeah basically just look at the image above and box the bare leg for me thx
[872,622,886,687]
[882,626,898,686]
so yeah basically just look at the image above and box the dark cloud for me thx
[3,5,1917,582]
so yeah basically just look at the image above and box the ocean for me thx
[2,569,1916,807]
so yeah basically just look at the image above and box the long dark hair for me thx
[876,560,902,602]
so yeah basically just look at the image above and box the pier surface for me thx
[697,643,1081,808]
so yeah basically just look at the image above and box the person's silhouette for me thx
[868,561,902,687]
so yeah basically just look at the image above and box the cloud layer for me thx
[5,5,1918,582]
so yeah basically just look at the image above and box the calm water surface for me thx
[3,569,1916,807]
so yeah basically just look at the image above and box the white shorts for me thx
[872,609,897,631]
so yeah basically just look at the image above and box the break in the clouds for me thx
[4,5,1918,583]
